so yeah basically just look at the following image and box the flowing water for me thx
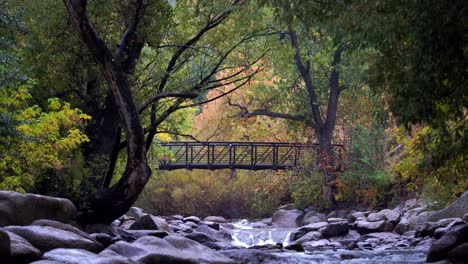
[227,219,428,264]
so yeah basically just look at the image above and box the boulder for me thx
[32,219,97,242]
[0,228,11,263]
[84,223,117,236]
[416,218,464,238]
[428,192,468,222]
[463,213,468,222]
[6,230,42,263]
[355,220,394,235]
[0,191,76,227]
[90,233,119,248]
[367,212,387,222]
[203,216,227,223]
[195,225,231,241]
[128,214,169,231]
[347,212,367,222]
[124,229,168,239]
[101,235,235,263]
[294,231,322,244]
[125,207,146,219]
[4,225,103,253]
[299,222,328,233]
[199,221,220,231]
[378,209,401,224]
[426,223,468,263]
[183,216,201,224]
[41,248,132,264]
[302,211,326,225]
[320,222,349,238]
[272,209,304,228]
[220,248,308,264]
[447,243,468,263]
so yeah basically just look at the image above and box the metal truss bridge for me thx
[156,141,345,171]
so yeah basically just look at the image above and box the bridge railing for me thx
[156,141,345,171]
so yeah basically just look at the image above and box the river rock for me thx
[0,228,11,262]
[428,191,468,222]
[125,207,146,219]
[447,243,468,263]
[320,222,349,238]
[183,216,201,224]
[272,209,304,228]
[195,225,231,241]
[32,219,97,242]
[416,218,463,238]
[171,223,193,233]
[90,233,118,248]
[41,248,132,264]
[128,214,169,231]
[426,223,468,263]
[220,249,294,264]
[302,211,326,225]
[204,216,227,223]
[124,229,168,239]
[378,209,401,224]
[6,230,42,263]
[347,211,367,222]
[355,220,394,234]
[299,222,328,233]
[367,212,387,222]
[199,221,220,231]
[101,235,236,263]
[294,231,322,244]
[4,225,103,253]
[0,191,76,227]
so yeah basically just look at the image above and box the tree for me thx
[62,0,265,224]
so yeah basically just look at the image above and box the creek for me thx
[224,219,428,264]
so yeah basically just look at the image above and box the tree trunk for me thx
[64,0,151,225]
[317,129,336,204]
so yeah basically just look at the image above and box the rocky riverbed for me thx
[0,190,467,263]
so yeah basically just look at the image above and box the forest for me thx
[0,0,466,224]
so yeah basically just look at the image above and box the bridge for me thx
[156,141,345,171]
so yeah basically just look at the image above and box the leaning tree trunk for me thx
[64,0,151,225]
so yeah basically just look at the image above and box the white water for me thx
[227,219,428,263]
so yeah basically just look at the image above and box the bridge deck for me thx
[156,142,344,171]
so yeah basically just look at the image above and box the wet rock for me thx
[378,209,401,224]
[367,212,387,222]
[303,239,342,250]
[41,248,132,264]
[320,222,349,238]
[102,235,235,263]
[463,213,468,222]
[32,219,97,242]
[128,214,169,231]
[195,225,231,241]
[185,221,199,228]
[118,219,135,230]
[168,215,184,221]
[294,231,322,244]
[124,229,168,239]
[340,253,358,260]
[426,223,468,263]
[84,223,117,236]
[183,216,201,224]
[271,209,304,228]
[428,191,468,222]
[7,230,42,263]
[0,191,76,227]
[171,223,193,233]
[355,220,394,234]
[347,212,367,222]
[299,222,328,233]
[199,221,220,231]
[220,249,289,264]
[125,207,146,219]
[4,225,103,253]
[329,230,361,245]
[417,218,463,238]
[302,211,326,225]
[185,231,216,244]
[284,243,304,252]
[433,219,465,239]
[203,216,227,223]
[0,228,11,262]
[327,217,348,223]
[90,233,118,248]
[447,243,468,263]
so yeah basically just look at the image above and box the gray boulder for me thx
[125,207,146,219]
[0,191,76,227]
[4,225,103,253]
[320,222,349,238]
[6,230,42,263]
[195,225,231,241]
[302,211,326,225]
[366,212,387,222]
[0,228,11,262]
[183,216,201,224]
[128,214,169,231]
[378,209,401,224]
[41,248,132,264]
[355,220,394,234]
[272,209,304,228]
[101,235,235,263]
[428,192,468,222]
[294,231,322,244]
[426,223,468,263]
[203,216,227,223]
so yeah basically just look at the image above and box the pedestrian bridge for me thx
[156,141,345,170]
